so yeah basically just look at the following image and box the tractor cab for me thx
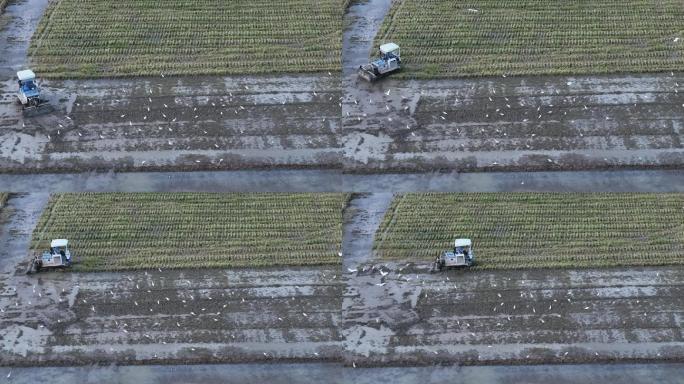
[27,239,72,274]
[433,238,475,271]
[17,70,40,102]
[16,69,50,116]
[376,43,401,68]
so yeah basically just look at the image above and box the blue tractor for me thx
[358,43,401,82]
[16,69,50,116]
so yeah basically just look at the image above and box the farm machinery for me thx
[16,69,51,117]
[431,238,475,272]
[358,42,401,82]
[27,239,72,274]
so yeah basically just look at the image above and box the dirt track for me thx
[1,169,683,193]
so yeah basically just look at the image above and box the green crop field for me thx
[375,0,684,78]
[375,193,684,269]
[29,0,342,78]
[30,193,346,271]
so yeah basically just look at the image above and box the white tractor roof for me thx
[380,43,400,54]
[17,69,36,81]
[455,238,472,247]
[51,239,68,248]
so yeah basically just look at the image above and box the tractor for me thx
[432,238,475,272]
[27,239,72,274]
[358,42,401,82]
[16,69,50,116]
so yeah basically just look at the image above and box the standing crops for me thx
[29,0,342,78]
[375,0,684,78]
[374,193,684,269]
[30,193,347,271]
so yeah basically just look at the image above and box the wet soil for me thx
[343,73,684,172]
[0,74,343,172]
[2,362,684,384]
[1,169,682,193]
[343,264,684,366]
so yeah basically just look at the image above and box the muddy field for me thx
[0,74,343,172]
[0,267,343,366]
[4,362,684,384]
[343,73,684,172]
[0,194,343,366]
[343,264,684,366]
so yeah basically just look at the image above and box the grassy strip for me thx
[29,0,342,78]
[0,193,8,208]
[374,0,684,78]
[375,193,684,269]
[31,193,346,271]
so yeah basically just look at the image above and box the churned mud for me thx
[343,73,684,172]
[0,74,343,172]
[343,264,684,366]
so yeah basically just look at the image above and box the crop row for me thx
[31,193,347,271]
[374,193,684,269]
[29,0,342,78]
[375,0,684,77]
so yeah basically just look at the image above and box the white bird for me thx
[380,270,388,277]
[375,282,386,287]
[347,268,357,273]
